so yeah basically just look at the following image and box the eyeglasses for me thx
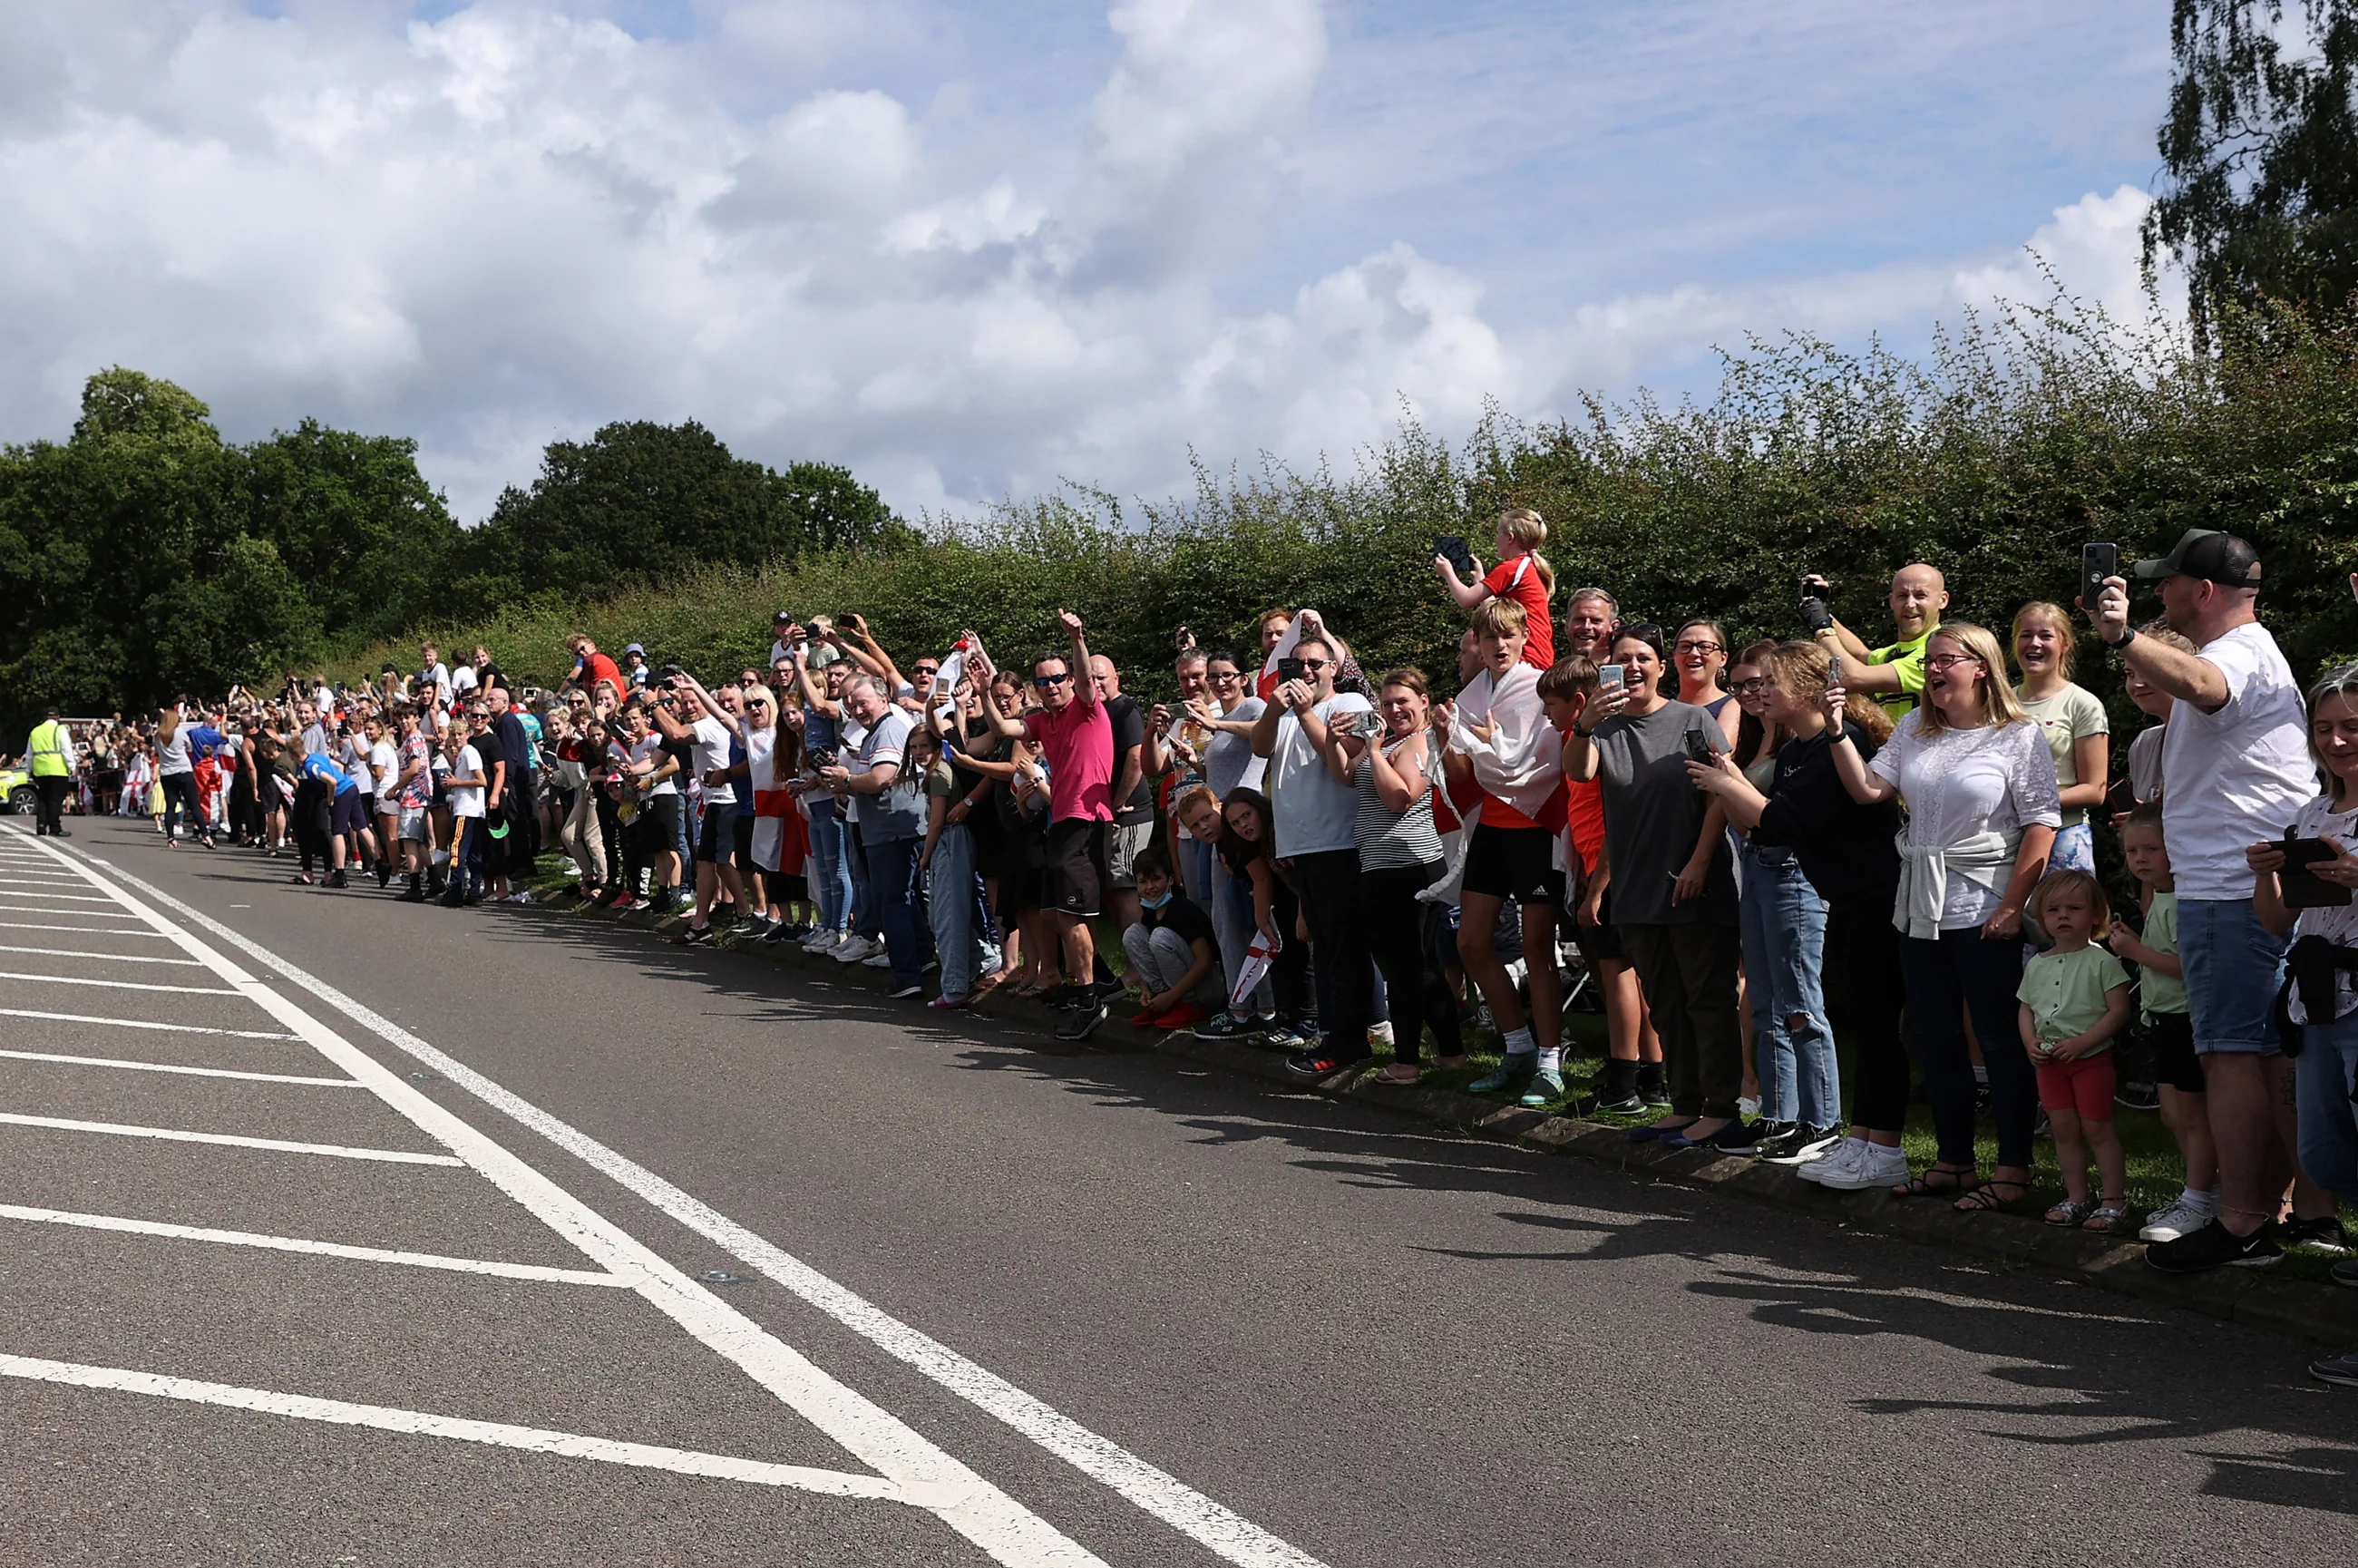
[1209,669,1242,683]
[1034,672,1071,687]
[914,667,939,677]
[1924,654,1983,670]
[1674,640,1723,656]
[1730,677,1771,694]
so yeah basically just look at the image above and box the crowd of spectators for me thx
[17,521,2358,1386]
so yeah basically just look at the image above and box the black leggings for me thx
[1827,900,1911,1131]
[161,772,205,838]
[1364,860,1461,1061]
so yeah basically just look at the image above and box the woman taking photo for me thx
[2011,601,2110,872]
[1825,622,2059,1211]
[1564,622,1745,1147]
[1319,667,1464,1083]
[1691,641,1909,1179]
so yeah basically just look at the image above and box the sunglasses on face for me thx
[1297,657,1330,671]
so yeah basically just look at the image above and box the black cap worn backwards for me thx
[2130,528,2263,589]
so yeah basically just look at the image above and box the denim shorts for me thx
[2178,897,2288,1056]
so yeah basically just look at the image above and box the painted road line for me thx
[0,943,203,965]
[0,903,146,920]
[0,1204,625,1287]
[0,1113,468,1167]
[0,1048,359,1086]
[39,833,1334,1568]
[16,830,1115,1567]
[0,969,239,994]
[0,1008,296,1040]
[0,920,175,938]
[0,1355,901,1499]
[0,889,122,902]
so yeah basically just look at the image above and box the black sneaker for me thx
[1093,974,1129,1000]
[1746,1121,1803,1159]
[1586,1092,1646,1116]
[326,869,348,889]
[676,925,716,946]
[2333,1257,2358,1289]
[2147,1218,2281,1273]
[2279,1214,2353,1254]
[1760,1122,1845,1165]
[2308,1349,2358,1388]
[399,878,425,902]
[1053,998,1107,1041]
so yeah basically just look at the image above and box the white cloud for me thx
[1954,184,2186,327]
[0,1,2182,530]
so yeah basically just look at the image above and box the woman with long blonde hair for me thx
[2011,600,2110,872]
[1824,620,2061,1214]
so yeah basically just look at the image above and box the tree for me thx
[2147,1,2358,335]
[241,419,462,646]
[457,420,902,607]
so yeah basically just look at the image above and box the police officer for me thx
[26,706,76,837]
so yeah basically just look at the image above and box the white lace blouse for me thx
[1869,713,2061,931]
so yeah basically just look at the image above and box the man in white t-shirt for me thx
[1249,632,1377,1079]
[663,673,746,945]
[439,713,488,905]
[2094,528,2320,1271]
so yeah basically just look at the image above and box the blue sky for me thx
[0,2,2178,521]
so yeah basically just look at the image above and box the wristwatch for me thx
[2102,625,2136,652]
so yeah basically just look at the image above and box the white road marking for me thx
[0,889,119,901]
[0,969,239,994]
[0,942,203,964]
[43,833,1332,1568]
[0,920,173,938]
[0,1112,468,1166]
[0,902,145,920]
[0,1203,627,1287]
[15,830,1115,1567]
[0,1008,296,1040]
[0,1048,359,1086]
[0,1354,901,1500]
[0,874,84,885]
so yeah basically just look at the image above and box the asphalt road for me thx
[0,816,2351,1567]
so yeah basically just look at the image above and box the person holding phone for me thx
[1563,621,1745,1146]
[2091,529,2322,1274]
[1803,562,1949,721]
[2011,602,2110,872]
[1822,622,2059,1212]
[1434,508,1555,669]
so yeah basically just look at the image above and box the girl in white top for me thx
[2011,602,2110,871]
[1828,620,2059,1214]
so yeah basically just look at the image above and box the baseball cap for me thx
[773,609,794,624]
[2131,528,2262,589]
[624,642,645,656]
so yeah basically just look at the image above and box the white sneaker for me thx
[861,950,893,968]
[832,936,878,963]
[1817,1142,1909,1192]
[801,928,839,950]
[1795,1137,1864,1185]
[2139,1196,2217,1244]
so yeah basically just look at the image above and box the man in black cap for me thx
[2090,528,2330,1271]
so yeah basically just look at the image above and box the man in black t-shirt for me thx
[464,696,513,901]
[1090,655,1155,931]
[1120,847,1216,1028]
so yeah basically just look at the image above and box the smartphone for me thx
[1800,576,1828,603]
[1598,664,1626,695]
[2081,543,2119,614]
[2105,777,2137,816]
[1277,656,1306,685]
[1330,709,1361,737]
[1434,534,1477,576]
[1827,652,1844,684]
[1683,728,1715,764]
[2279,835,2353,909]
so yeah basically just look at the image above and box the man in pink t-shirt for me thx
[970,609,1116,1038]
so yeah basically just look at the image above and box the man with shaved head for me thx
[1803,562,1949,721]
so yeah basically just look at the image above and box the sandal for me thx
[2081,1203,2133,1234]
[1954,1178,2034,1214]
[1893,1164,1978,1198]
[1371,1062,1421,1086]
[2044,1199,2094,1227]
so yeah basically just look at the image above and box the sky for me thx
[0,1,2182,523]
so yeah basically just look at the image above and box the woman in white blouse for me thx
[1827,621,2061,1213]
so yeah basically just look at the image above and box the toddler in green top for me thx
[2017,870,2132,1232]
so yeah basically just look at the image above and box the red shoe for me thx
[1128,1008,1169,1027]
[1152,1002,1206,1029]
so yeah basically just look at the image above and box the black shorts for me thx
[328,789,367,836]
[2149,1010,2203,1095]
[1044,817,1108,918]
[1459,823,1564,907]
[697,800,738,865]
[642,793,683,845]
[731,808,755,868]
[1574,882,1623,963]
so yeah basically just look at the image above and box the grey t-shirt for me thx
[1204,697,1267,800]
[1593,699,1737,927]
[849,707,925,842]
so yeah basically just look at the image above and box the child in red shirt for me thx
[1435,507,1555,669]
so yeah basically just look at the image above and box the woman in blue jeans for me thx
[1825,622,2061,1213]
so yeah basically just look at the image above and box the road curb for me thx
[543,891,2358,1347]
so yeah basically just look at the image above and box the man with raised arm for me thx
[1803,562,1948,721]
